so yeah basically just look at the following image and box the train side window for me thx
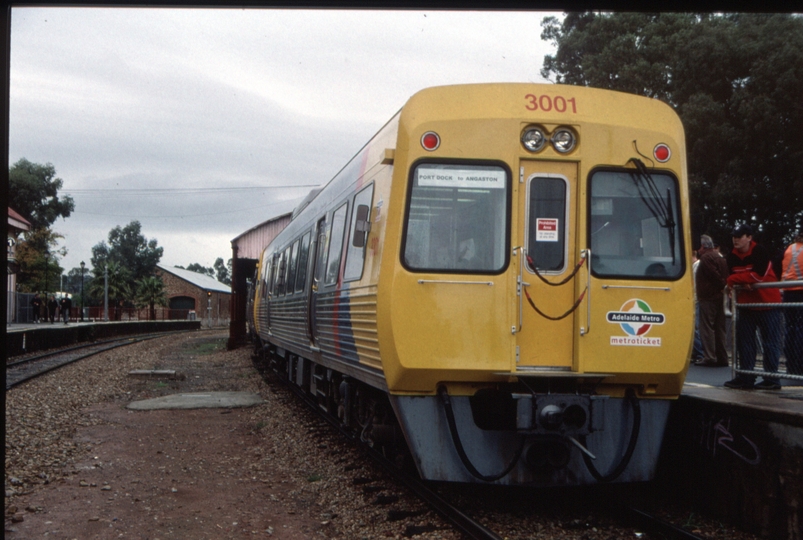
[295,232,312,293]
[267,254,275,296]
[325,203,349,286]
[344,184,375,282]
[402,162,509,273]
[286,240,300,294]
[527,176,567,273]
[275,250,288,296]
[589,169,683,279]
[261,255,272,300]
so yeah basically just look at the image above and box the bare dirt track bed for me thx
[4,330,446,540]
[5,329,764,540]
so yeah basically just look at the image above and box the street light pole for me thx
[104,265,109,322]
[80,261,85,322]
[44,251,50,295]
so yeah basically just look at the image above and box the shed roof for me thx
[157,264,231,294]
[8,207,31,232]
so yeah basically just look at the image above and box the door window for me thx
[527,176,567,273]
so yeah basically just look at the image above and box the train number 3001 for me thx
[525,94,578,114]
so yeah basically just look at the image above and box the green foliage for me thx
[541,13,803,252]
[88,260,133,305]
[214,257,232,286]
[9,158,75,230]
[135,276,168,320]
[179,258,231,285]
[91,221,163,294]
[183,263,215,277]
[13,228,65,293]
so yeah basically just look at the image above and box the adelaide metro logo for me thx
[606,299,665,347]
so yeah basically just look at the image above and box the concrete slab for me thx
[126,392,264,410]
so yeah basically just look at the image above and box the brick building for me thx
[156,264,232,326]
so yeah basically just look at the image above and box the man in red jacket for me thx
[724,224,783,390]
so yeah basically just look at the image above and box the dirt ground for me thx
[11,406,327,539]
[4,331,341,540]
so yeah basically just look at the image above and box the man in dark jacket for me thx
[30,293,42,323]
[60,295,72,324]
[724,224,783,390]
[47,295,58,324]
[695,235,730,367]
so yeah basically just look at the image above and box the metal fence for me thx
[731,280,803,382]
[6,291,229,328]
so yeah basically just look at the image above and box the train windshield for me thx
[403,163,509,273]
[589,168,683,279]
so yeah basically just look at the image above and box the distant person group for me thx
[29,293,72,325]
[692,225,803,390]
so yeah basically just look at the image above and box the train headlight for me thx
[551,128,577,153]
[521,127,547,152]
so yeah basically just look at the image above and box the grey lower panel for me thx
[389,394,672,486]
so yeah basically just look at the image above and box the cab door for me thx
[515,160,579,370]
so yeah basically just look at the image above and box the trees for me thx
[9,158,74,291]
[88,260,132,314]
[541,13,803,253]
[214,257,232,286]
[9,158,75,230]
[12,228,65,293]
[91,221,163,295]
[135,276,168,320]
[179,257,231,285]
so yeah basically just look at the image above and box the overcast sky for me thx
[10,7,558,275]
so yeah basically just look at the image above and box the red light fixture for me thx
[421,131,440,151]
[654,143,671,163]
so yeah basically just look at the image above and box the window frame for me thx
[400,159,512,275]
[343,183,375,282]
[586,166,685,281]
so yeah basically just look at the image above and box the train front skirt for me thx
[389,394,672,485]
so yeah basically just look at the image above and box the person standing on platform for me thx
[47,295,58,324]
[725,224,783,390]
[691,251,704,363]
[694,235,730,367]
[30,293,42,323]
[60,295,72,324]
[781,230,803,375]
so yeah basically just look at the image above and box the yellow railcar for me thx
[253,83,691,485]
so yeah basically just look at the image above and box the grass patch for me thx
[188,339,226,355]
[307,473,323,483]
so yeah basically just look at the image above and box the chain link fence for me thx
[731,281,803,382]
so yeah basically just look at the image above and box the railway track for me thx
[5,332,185,390]
[256,355,707,540]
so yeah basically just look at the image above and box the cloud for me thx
[10,7,558,272]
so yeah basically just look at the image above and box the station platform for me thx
[658,363,802,539]
[5,319,201,356]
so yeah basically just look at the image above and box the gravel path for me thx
[5,329,763,539]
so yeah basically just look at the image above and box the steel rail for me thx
[6,332,184,390]
[261,363,501,540]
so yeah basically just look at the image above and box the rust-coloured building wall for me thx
[229,213,292,348]
[156,268,231,323]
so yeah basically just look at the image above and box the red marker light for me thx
[654,143,671,163]
[421,132,440,151]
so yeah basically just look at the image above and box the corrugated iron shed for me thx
[230,212,292,261]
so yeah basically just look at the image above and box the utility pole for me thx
[104,266,109,322]
[80,261,85,322]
